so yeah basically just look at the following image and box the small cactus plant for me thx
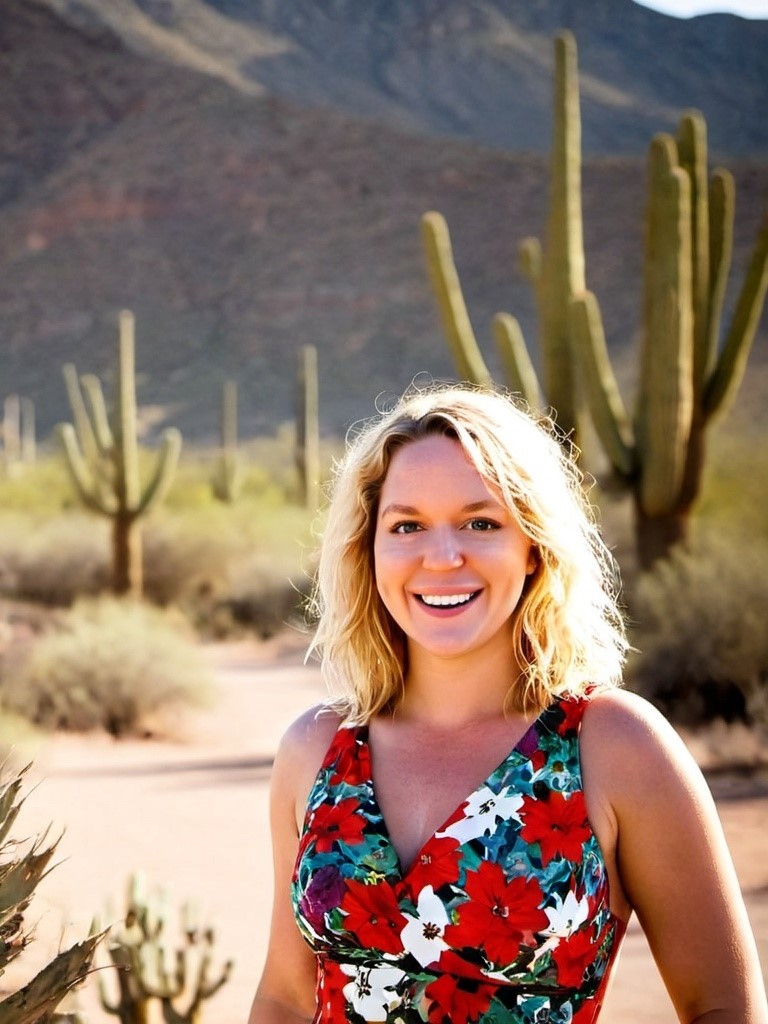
[211,380,241,503]
[295,344,320,510]
[57,310,182,596]
[0,763,100,1024]
[96,873,233,1024]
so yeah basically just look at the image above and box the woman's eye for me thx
[466,518,499,532]
[392,521,422,534]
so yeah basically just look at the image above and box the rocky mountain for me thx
[0,0,766,441]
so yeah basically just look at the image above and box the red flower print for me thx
[310,797,367,853]
[520,791,591,865]
[403,835,461,897]
[551,925,598,989]
[329,730,370,788]
[340,879,408,954]
[426,951,496,1023]
[317,957,349,1021]
[444,861,547,965]
[555,697,587,737]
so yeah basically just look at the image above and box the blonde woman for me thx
[248,386,766,1024]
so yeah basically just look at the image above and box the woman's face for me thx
[373,434,535,667]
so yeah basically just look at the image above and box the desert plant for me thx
[211,380,241,504]
[295,345,320,510]
[57,310,182,596]
[422,31,768,569]
[421,31,584,440]
[0,597,213,736]
[0,763,100,1024]
[570,114,768,566]
[96,873,233,1024]
[627,532,768,725]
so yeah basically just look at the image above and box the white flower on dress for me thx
[400,885,450,967]
[541,889,591,937]
[341,964,407,1021]
[436,785,524,845]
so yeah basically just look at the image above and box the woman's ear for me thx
[526,547,538,576]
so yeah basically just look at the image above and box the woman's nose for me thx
[421,527,464,569]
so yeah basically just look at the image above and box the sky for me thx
[635,0,768,15]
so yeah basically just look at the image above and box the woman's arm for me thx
[247,707,341,1024]
[582,689,766,1024]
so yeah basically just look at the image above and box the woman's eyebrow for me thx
[379,499,503,517]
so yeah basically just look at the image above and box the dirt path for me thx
[8,638,768,1023]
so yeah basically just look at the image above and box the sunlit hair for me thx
[308,384,627,722]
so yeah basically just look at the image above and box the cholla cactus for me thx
[0,763,99,1024]
[97,873,233,1024]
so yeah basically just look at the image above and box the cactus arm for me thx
[56,424,118,515]
[117,310,141,512]
[636,138,694,517]
[136,429,182,517]
[518,237,542,285]
[62,364,100,464]
[676,110,710,397]
[420,211,492,387]
[705,168,735,380]
[491,313,543,410]
[703,208,768,420]
[80,375,114,456]
[568,292,636,478]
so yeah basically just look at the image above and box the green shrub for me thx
[0,598,213,736]
[627,532,768,725]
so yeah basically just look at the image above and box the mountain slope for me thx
[31,0,768,155]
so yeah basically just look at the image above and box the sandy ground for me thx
[6,637,768,1024]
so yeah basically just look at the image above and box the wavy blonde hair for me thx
[308,384,627,721]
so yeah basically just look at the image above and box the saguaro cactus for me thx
[570,111,768,565]
[421,31,586,439]
[97,874,233,1024]
[57,310,182,595]
[295,344,320,509]
[212,380,241,503]
[0,764,100,1024]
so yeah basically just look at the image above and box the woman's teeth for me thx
[419,592,477,607]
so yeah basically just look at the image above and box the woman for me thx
[248,386,766,1024]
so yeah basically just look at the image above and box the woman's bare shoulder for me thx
[278,703,347,764]
[579,687,707,800]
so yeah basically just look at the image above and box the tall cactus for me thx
[570,110,768,566]
[295,344,320,510]
[57,310,182,596]
[212,380,241,503]
[421,31,586,439]
[0,763,100,1024]
[96,873,233,1024]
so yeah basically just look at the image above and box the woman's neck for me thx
[396,644,523,728]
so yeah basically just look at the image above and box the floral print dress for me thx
[291,696,626,1024]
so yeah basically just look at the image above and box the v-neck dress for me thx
[291,696,626,1024]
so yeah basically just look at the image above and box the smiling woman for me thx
[246,385,767,1024]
